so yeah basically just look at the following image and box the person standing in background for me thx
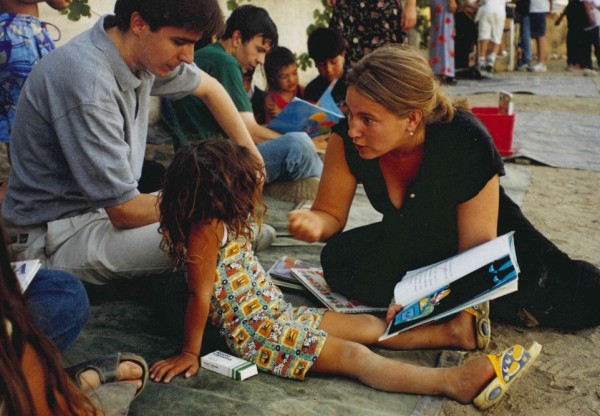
[327,0,417,66]
[429,0,458,84]
[517,0,552,71]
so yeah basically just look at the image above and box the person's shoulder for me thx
[195,43,237,68]
[428,111,494,151]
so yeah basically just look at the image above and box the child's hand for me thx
[149,352,199,384]
[385,303,403,324]
[288,210,325,243]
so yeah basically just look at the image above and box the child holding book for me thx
[149,139,540,411]
[263,46,305,124]
[304,27,348,113]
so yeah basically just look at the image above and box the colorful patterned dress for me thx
[209,228,327,380]
[0,14,56,143]
[329,0,406,65]
[428,0,456,78]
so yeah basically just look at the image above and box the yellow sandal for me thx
[474,342,542,410]
[465,302,491,350]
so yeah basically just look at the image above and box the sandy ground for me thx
[441,59,600,416]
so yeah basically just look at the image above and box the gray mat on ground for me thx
[63,172,532,415]
[510,112,600,171]
[445,76,600,97]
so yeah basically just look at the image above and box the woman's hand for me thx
[326,0,337,7]
[149,352,199,384]
[288,210,326,243]
[448,0,458,13]
[385,302,403,324]
[401,0,418,31]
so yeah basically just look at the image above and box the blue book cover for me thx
[267,80,344,137]
[380,233,519,340]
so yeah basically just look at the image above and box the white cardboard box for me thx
[201,351,258,381]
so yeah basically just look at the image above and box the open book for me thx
[291,267,387,314]
[267,80,344,137]
[11,259,41,293]
[267,256,315,291]
[380,232,519,341]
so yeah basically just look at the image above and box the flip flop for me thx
[65,352,149,399]
[465,302,491,350]
[474,341,542,410]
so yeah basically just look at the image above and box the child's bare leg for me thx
[310,335,495,403]
[319,310,476,350]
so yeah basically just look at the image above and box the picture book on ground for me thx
[380,232,519,341]
[267,256,316,291]
[11,259,41,293]
[267,80,344,137]
[291,267,388,314]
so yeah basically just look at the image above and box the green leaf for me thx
[60,0,92,22]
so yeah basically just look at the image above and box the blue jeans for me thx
[519,15,532,65]
[257,132,323,183]
[25,269,90,352]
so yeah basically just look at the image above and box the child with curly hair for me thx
[149,139,540,411]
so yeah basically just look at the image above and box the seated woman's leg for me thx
[25,269,90,352]
[321,222,404,306]
[495,188,600,328]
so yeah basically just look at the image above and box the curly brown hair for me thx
[159,139,266,264]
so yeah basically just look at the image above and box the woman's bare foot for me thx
[78,361,144,392]
[444,311,478,350]
[443,355,495,404]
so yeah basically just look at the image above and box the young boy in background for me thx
[304,27,348,112]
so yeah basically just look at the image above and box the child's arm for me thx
[149,220,222,384]
[263,93,281,124]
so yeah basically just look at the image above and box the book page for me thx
[394,232,516,307]
[11,260,41,293]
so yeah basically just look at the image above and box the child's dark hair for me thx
[159,139,266,263]
[222,4,278,46]
[111,0,224,37]
[307,27,346,63]
[264,46,297,91]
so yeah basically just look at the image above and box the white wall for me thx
[39,0,322,86]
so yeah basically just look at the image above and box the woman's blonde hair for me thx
[346,44,469,127]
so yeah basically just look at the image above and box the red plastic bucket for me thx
[472,107,515,157]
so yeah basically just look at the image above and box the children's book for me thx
[379,232,519,341]
[290,267,387,314]
[11,259,41,293]
[267,256,316,291]
[267,80,344,137]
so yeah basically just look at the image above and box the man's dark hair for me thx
[307,27,346,63]
[264,46,297,90]
[221,4,278,47]
[111,0,224,37]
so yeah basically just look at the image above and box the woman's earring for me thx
[408,130,414,136]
